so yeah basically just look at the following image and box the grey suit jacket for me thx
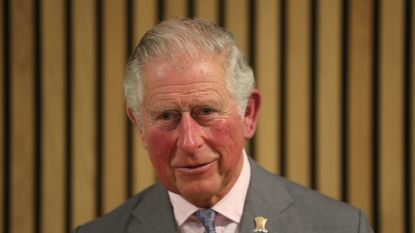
[75,159,373,233]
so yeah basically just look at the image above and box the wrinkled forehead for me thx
[140,54,227,83]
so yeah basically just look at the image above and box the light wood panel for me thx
[195,0,218,23]
[41,0,66,232]
[10,0,35,232]
[255,0,279,174]
[286,0,311,187]
[72,0,97,227]
[132,0,157,194]
[102,0,127,213]
[379,0,405,232]
[225,0,249,57]
[348,0,373,223]
[316,0,342,200]
[225,0,250,152]
[165,0,187,19]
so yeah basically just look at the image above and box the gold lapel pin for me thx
[253,216,268,232]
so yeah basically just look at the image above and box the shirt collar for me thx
[168,150,251,226]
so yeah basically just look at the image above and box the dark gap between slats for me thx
[248,0,256,159]
[126,0,134,197]
[403,0,413,232]
[310,0,319,190]
[371,0,381,231]
[65,0,73,231]
[34,0,42,232]
[341,0,350,203]
[3,0,11,232]
[279,0,287,177]
[95,0,104,217]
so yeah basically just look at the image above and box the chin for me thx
[179,184,222,206]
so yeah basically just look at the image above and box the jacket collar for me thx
[127,158,299,233]
[240,158,300,233]
[129,183,177,233]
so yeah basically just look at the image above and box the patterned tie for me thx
[194,209,216,233]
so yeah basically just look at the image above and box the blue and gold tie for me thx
[194,209,216,233]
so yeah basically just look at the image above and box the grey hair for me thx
[124,18,254,124]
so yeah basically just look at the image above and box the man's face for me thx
[135,57,257,207]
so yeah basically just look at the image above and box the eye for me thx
[193,107,218,119]
[199,108,215,115]
[158,111,180,121]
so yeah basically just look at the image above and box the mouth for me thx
[175,160,216,174]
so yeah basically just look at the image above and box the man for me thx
[75,18,373,233]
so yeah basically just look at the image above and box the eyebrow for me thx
[147,95,226,113]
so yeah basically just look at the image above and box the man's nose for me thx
[176,113,204,154]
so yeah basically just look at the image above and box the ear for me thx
[126,107,147,149]
[243,89,261,139]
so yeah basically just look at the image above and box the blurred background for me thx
[1,0,414,232]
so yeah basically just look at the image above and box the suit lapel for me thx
[125,159,303,233]
[240,159,301,233]
[128,183,178,233]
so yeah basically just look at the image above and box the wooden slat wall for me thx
[412,0,415,229]
[379,1,404,232]
[41,0,66,232]
[10,1,35,233]
[72,0,97,228]
[0,0,4,232]
[1,1,414,233]
[102,0,127,214]
[131,0,157,196]
[348,0,374,224]
[317,0,342,200]
[195,0,218,23]
[286,0,311,187]
[256,0,279,173]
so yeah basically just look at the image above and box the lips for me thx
[175,160,216,174]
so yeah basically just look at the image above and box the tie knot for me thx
[194,209,216,233]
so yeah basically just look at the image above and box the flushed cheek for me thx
[145,130,177,187]
[207,121,245,168]
[146,130,176,153]
[209,119,245,149]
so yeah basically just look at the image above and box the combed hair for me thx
[124,18,254,125]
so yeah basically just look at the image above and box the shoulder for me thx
[74,183,165,233]
[279,175,356,215]
[248,160,372,232]
[250,158,356,213]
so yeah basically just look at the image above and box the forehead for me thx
[141,56,229,95]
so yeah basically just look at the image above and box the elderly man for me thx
[75,18,373,233]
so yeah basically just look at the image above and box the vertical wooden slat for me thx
[10,0,35,232]
[379,0,404,232]
[225,0,248,56]
[131,0,157,194]
[225,0,249,152]
[0,0,4,231]
[348,0,373,223]
[255,0,279,174]
[286,0,311,187]
[102,0,127,213]
[316,0,341,199]
[194,0,218,23]
[165,0,187,19]
[412,0,415,227]
[72,0,97,227]
[41,0,65,232]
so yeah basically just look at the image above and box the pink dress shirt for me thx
[168,151,251,233]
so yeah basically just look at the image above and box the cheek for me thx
[211,116,244,142]
[208,118,245,158]
[145,129,176,172]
